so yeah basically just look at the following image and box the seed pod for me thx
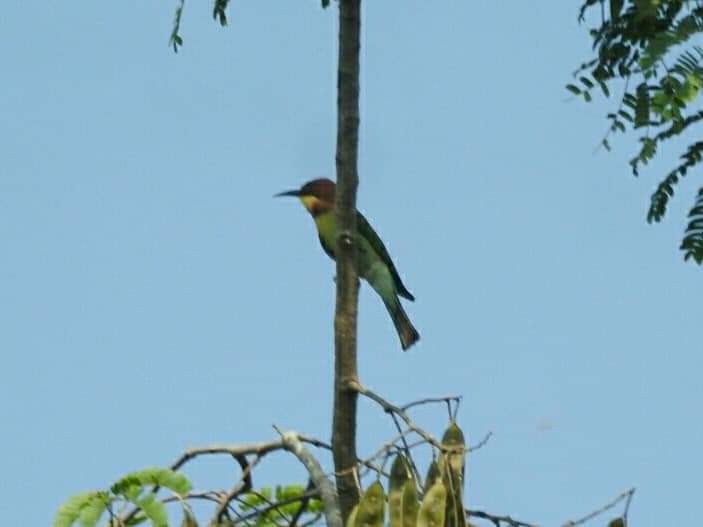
[441,421,466,484]
[389,454,411,527]
[354,481,385,527]
[401,478,420,527]
[441,422,467,527]
[440,455,465,527]
[424,460,441,493]
[346,504,359,527]
[180,507,198,527]
[417,479,446,527]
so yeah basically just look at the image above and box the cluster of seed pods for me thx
[347,422,467,527]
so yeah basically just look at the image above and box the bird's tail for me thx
[385,299,420,351]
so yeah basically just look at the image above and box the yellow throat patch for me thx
[299,195,333,215]
[299,195,319,212]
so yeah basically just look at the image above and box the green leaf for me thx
[169,0,185,53]
[213,0,230,26]
[136,494,168,527]
[681,186,703,264]
[113,468,192,498]
[679,73,701,103]
[111,476,144,500]
[598,80,611,97]
[566,84,582,95]
[308,498,323,513]
[609,0,623,21]
[322,0,330,7]
[240,487,273,510]
[78,494,110,527]
[617,110,633,122]
[53,492,104,527]
[579,76,595,89]
[276,484,305,501]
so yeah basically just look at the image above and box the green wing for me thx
[357,211,415,301]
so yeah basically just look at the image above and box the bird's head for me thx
[275,178,336,216]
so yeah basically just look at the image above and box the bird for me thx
[276,178,419,350]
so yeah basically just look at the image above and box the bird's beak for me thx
[274,189,301,198]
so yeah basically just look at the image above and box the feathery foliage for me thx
[571,0,703,263]
[213,0,230,26]
[54,468,192,527]
[682,186,703,262]
[169,0,185,53]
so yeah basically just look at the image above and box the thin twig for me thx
[361,428,418,465]
[351,381,458,454]
[467,509,539,527]
[289,480,315,527]
[300,511,324,527]
[561,487,636,527]
[468,431,493,452]
[390,412,423,484]
[623,487,635,523]
[162,490,226,505]
[214,455,259,521]
[400,395,462,413]
[233,488,293,525]
[231,490,320,525]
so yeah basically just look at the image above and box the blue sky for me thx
[1,1,701,525]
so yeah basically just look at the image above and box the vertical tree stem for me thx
[332,0,362,522]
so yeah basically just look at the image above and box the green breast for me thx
[314,211,379,275]
[314,210,337,258]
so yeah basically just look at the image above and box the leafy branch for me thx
[571,0,703,263]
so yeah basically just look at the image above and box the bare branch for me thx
[280,430,344,527]
[171,440,287,471]
[120,434,332,526]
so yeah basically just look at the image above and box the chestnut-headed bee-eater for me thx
[276,178,419,351]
